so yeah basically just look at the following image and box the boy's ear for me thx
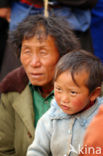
[90,87,101,102]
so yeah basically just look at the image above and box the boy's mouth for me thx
[61,105,70,110]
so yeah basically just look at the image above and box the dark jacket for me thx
[0,0,98,8]
[0,0,17,8]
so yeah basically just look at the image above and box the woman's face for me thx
[20,35,60,88]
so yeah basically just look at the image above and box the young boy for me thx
[26,50,103,156]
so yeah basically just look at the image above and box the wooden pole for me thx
[44,0,49,17]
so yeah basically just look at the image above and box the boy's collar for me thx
[82,100,95,112]
[49,98,103,121]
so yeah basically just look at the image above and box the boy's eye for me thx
[70,91,78,95]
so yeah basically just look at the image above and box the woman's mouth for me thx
[30,73,44,79]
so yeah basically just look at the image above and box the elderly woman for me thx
[0,15,80,156]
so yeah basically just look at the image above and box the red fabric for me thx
[41,87,54,94]
[20,0,43,8]
[79,104,103,156]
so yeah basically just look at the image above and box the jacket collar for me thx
[12,85,34,137]
[0,66,29,94]
[49,97,103,125]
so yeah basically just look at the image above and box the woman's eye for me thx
[23,49,31,54]
[40,50,47,55]
[25,50,30,53]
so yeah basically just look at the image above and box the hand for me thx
[0,8,11,22]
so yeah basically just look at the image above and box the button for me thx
[44,101,49,104]
[27,132,32,138]
[68,129,71,134]
[80,119,87,126]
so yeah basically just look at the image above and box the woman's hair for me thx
[54,50,103,93]
[8,14,80,57]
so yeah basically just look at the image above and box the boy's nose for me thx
[62,94,70,103]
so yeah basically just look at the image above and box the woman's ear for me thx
[90,87,101,102]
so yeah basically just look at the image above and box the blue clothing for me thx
[10,1,91,32]
[10,2,44,30]
[27,97,103,156]
[90,0,103,62]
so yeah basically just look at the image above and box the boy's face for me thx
[20,35,60,87]
[54,70,91,115]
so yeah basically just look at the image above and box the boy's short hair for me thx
[54,50,103,93]
[8,14,80,57]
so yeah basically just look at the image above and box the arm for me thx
[0,0,11,22]
[0,7,11,22]
[27,114,51,156]
[0,0,18,22]
[0,93,15,156]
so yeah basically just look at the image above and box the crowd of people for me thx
[0,0,103,156]
[0,0,99,80]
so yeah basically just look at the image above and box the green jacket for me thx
[0,85,35,156]
[0,67,35,156]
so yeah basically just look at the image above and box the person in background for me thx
[0,0,98,80]
[79,105,103,155]
[0,14,80,156]
[0,1,10,70]
[0,0,98,50]
[90,0,103,63]
[26,50,103,156]
[79,2,103,152]
[0,18,9,71]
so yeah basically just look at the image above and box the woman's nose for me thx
[30,54,41,67]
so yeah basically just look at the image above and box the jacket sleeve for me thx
[27,114,51,156]
[0,93,15,156]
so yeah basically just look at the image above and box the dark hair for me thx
[8,14,80,57]
[54,50,103,93]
